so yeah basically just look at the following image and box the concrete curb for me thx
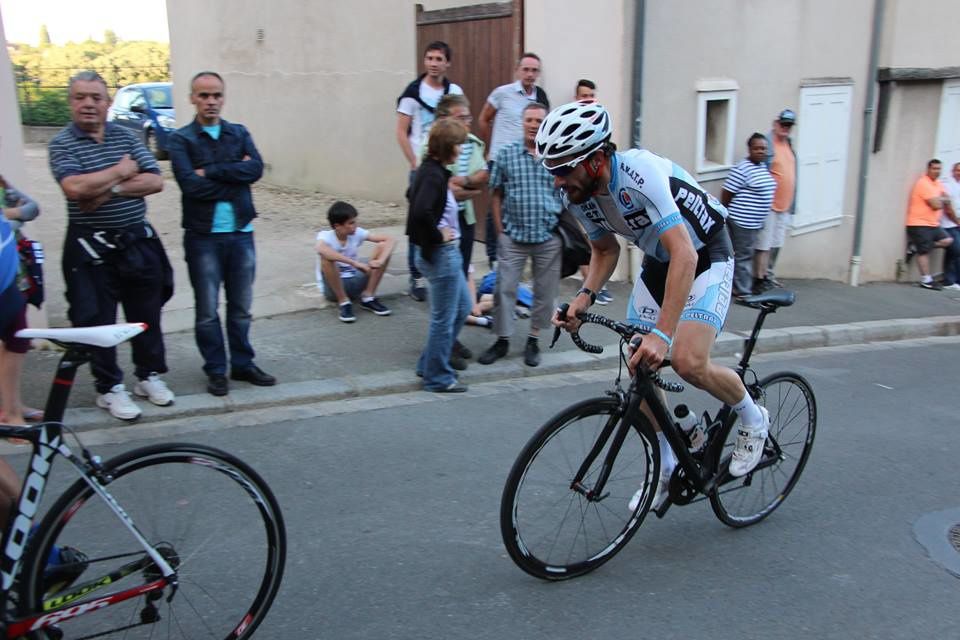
[59,315,960,432]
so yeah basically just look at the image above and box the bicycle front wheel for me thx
[710,372,817,527]
[500,397,659,580]
[21,443,286,640]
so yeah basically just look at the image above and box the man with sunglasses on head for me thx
[542,101,770,511]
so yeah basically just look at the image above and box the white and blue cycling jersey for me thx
[564,148,728,261]
[564,149,734,333]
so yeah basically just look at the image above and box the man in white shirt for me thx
[478,53,550,268]
[396,41,464,301]
[940,161,960,290]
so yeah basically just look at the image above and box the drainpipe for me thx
[849,0,885,286]
[626,0,646,282]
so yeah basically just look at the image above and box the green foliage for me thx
[10,38,170,126]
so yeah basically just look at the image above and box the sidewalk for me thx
[20,267,960,432]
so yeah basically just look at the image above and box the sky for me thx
[1,0,169,45]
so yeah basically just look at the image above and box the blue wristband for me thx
[650,328,673,349]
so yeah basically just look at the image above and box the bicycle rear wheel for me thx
[710,372,816,527]
[20,443,286,640]
[500,397,659,580]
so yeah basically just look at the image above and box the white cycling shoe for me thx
[628,473,671,513]
[729,406,770,477]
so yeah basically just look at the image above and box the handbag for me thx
[555,210,592,278]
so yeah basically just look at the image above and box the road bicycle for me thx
[500,290,816,580]
[0,323,286,638]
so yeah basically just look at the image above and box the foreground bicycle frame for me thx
[500,290,817,579]
[0,327,285,639]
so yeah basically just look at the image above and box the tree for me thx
[104,29,119,46]
[38,25,51,47]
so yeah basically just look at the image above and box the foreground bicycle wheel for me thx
[500,397,659,580]
[21,443,286,639]
[710,372,817,527]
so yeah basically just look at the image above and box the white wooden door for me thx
[935,80,960,172]
[795,85,853,232]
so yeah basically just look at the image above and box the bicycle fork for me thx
[569,409,633,503]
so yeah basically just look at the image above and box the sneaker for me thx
[523,338,540,367]
[96,384,141,421]
[432,381,468,393]
[410,277,428,302]
[360,297,391,315]
[133,373,175,407]
[919,281,943,291]
[478,339,509,365]
[595,288,614,305]
[729,406,769,477]
[449,355,468,371]
[765,276,784,288]
[943,283,960,291]
[339,302,356,322]
[628,474,670,512]
[453,340,473,360]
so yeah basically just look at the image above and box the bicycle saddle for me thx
[16,323,147,348]
[736,290,796,308]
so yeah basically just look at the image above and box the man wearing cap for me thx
[754,108,797,293]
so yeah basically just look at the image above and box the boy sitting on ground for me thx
[316,201,396,322]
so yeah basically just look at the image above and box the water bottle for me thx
[674,404,706,452]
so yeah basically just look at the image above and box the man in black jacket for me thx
[168,71,276,397]
[396,41,464,302]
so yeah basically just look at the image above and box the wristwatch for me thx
[111,184,123,196]
[576,287,597,306]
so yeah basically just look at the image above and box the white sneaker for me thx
[729,406,769,477]
[96,384,142,421]
[133,374,175,406]
[628,474,671,512]
[944,283,960,291]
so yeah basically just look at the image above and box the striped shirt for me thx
[490,141,562,244]
[48,123,161,228]
[722,158,776,229]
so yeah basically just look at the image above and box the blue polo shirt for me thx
[48,123,160,228]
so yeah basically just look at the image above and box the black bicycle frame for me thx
[569,300,784,503]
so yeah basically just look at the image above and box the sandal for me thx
[22,408,44,422]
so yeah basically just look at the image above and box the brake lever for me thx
[550,303,570,349]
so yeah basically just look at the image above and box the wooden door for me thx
[415,1,522,243]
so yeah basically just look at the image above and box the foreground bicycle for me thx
[500,290,816,580]
[0,323,286,639]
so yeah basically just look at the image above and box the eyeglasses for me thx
[544,149,593,177]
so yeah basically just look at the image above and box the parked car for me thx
[107,82,175,160]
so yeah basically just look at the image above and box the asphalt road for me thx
[5,338,958,639]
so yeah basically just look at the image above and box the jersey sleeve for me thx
[355,227,370,244]
[637,162,682,236]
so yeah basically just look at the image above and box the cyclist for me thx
[543,101,770,509]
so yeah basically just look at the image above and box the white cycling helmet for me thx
[536,100,612,163]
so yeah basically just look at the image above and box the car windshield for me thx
[145,86,173,109]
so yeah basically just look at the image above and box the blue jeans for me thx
[414,243,471,390]
[184,231,256,375]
